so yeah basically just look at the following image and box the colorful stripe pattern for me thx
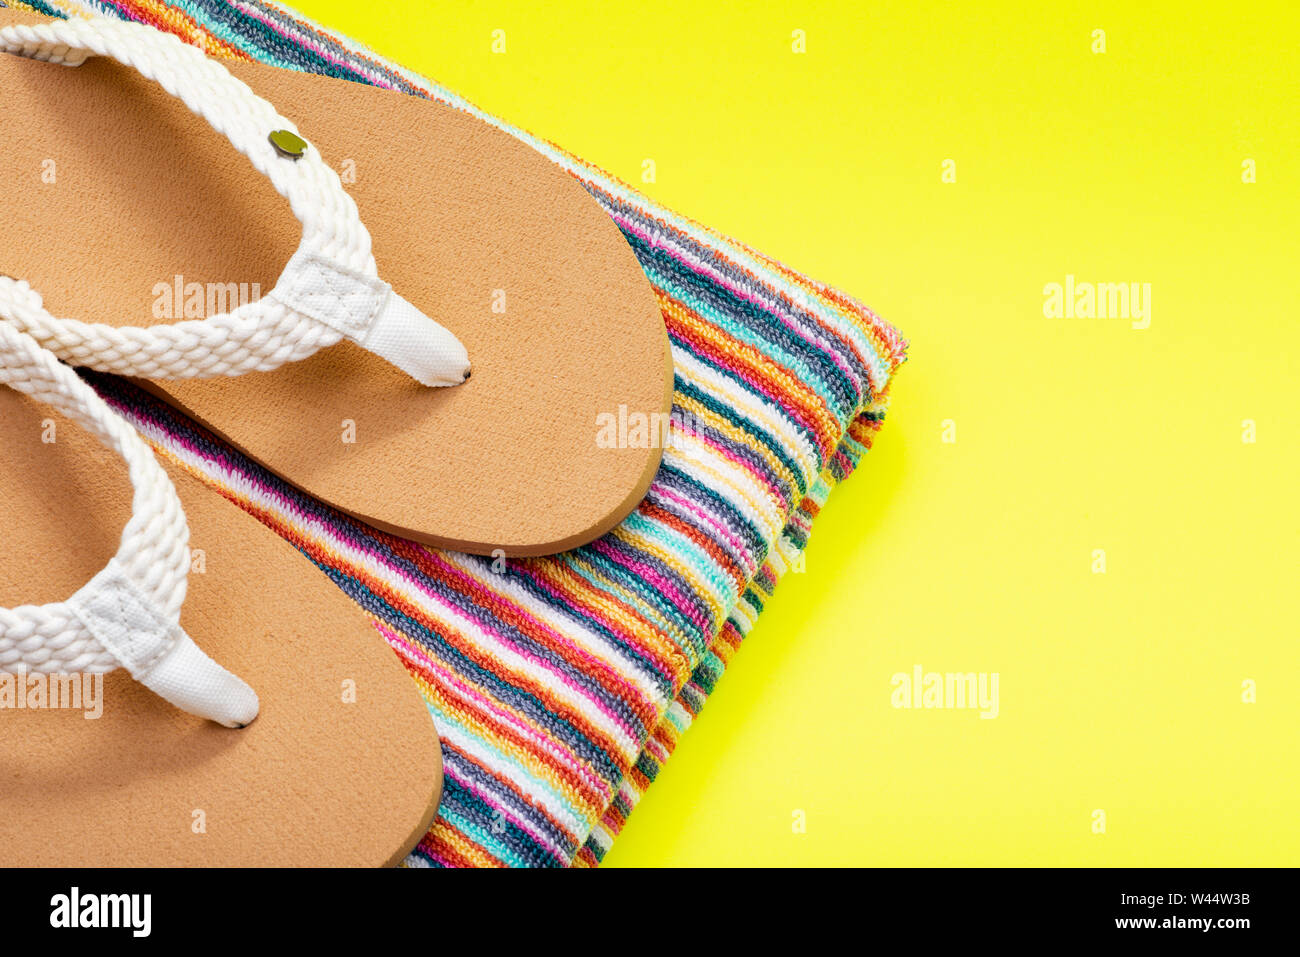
[9,0,907,866]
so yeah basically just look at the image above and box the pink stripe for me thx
[600,204,868,392]
[650,485,752,568]
[587,538,713,636]
[438,764,569,867]
[513,563,678,688]
[230,0,406,90]
[378,622,617,807]
[415,552,652,746]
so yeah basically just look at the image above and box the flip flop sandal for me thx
[0,293,443,866]
[0,10,672,556]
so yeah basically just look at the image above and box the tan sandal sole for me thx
[0,7,671,557]
[0,386,443,867]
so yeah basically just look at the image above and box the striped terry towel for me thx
[14,0,908,866]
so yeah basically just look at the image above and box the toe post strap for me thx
[0,311,258,728]
[67,559,259,729]
[0,15,470,389]
[270,252,470,387]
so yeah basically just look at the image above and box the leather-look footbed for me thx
[0,6,672,556]
[0,384,444,867]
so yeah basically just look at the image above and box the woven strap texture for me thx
[0,14,469,387]
[0,290,258,727]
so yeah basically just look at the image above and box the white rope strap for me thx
[0,15,469,387]
[0,293,258,727]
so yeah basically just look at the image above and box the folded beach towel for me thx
[12,0,907,867]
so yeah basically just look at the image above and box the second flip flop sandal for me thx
[0,10,672,556]
[0,295,443,866]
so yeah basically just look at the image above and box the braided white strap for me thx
[0,296,258,728]
[0,15,469,387]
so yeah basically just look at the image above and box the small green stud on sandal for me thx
[0,10,673,556]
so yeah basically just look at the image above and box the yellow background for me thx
[293,0,1298,866]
